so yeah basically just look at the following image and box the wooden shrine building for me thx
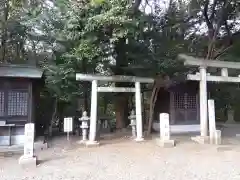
[0,64,43,146]
[152,81,201,133]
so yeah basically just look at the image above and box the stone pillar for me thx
[199,67,208,137]
[221,68,228,77]
[128,110,136,138]
[135,82,144,141]
[215,130,222,145]
[87,80,99,146]
[208,99,216,144]
[19,123,37,168]
[78,111,90,144]
[156,113,175,147]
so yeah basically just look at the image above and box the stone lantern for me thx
[79,111,90,143]
[128,110,136,138]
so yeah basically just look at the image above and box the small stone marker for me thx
[226,110,235,124]
[19,123,37,168]
[64,117,73,141]
[157,113,175,147]
[79,111,90,144]
[129,110,136,138]
[208,99,216,144]
[215,130,222,145]
[160,113,170,141]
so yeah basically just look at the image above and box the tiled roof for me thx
[0,64,43,79]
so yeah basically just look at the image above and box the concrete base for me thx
[225,120,236,124]
[135,137,144,142]
[19,155,37,168]
[156,139,175,148]
[209,137,215,144]
[85,141,100,147]
[191,136,209,144]
[77,140,87,145]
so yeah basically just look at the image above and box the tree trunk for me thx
[114,38,130,129]
[147,75,165,135]
[1,1,9,63]
[49,98,58,137]
[82,58,89,113]
[115,94,129,129]
[103,96,108,114]
[147,85,160,135]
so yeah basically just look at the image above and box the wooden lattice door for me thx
[171,92,199,125]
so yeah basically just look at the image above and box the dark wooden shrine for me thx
[0,64,43,146]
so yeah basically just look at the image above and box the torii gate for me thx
[76,73,154,145]
[179,54,240,140]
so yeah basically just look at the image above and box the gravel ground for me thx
[1,135,240,180]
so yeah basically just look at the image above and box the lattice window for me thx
[0,91,4,116]
[174,93,185,109]
[186,95,197,109]
[7,91,28,116]
[174,93,197,109]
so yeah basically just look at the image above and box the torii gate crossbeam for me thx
[179,54,240,140]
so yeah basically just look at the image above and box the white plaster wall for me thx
[0,135,24,146]
[153,122,200,134]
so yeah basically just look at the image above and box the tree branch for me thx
[203,0,213,32]
[214,45,233,59]
[209,0,217,22]
[206,0,230,59]
[132,0,142,13]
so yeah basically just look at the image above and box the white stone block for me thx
[215,130,222,145]
[208,99,216,143]
[24,123,35,157]
[160,113,170,141]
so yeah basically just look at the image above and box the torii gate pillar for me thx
[199,67,208,137]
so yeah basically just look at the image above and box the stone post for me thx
[78,111,90,144]
[215,130,222,145]
[156,113,175,147]
[135,82,144,142]
[128,110,136,138]
[19,123,37,168]
[208,99,216,144]
[226,109,235,124]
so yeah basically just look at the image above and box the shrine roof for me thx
[0,64,43,79]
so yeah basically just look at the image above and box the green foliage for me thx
[2,0,240,115]
[18,0,196,103]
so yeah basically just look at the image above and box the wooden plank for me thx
[28,83,32,123]
[97,87,136,92]
[179,54,240,69]
[76,73,154,83]
[187,74,240,83]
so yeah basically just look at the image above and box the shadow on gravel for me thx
[37,155,67,165]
